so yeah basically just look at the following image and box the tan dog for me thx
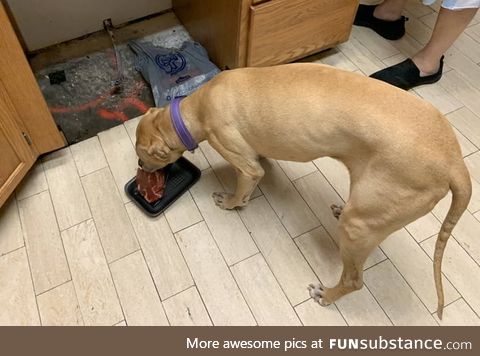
[135,63,471,318]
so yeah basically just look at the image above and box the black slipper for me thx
[369,56,444,90]
[354,4,407,40]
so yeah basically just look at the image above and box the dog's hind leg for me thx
[309,209,384,305]
[309,174,447,306]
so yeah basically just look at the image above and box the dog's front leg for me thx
[208,133,264,210]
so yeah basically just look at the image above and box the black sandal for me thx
[369,56,445,90]
[354,4,407,41]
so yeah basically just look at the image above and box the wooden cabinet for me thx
[173,0,358,69]
[0,2,66,207]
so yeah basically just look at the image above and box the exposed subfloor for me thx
[31,11,190,144]
[2,1,480,326]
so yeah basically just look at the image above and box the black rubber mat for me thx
[125,157,201,217]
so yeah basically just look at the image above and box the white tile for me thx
[405,0,434,18]
[421,235,480,316]
[434,299,480,326]
[419,12,437,29]
[0,197,23,256]
[259,159,320,238]
[125,203,193,300]
[110,251,169,326]
[61,219,123,326]
[163,287,212,326]
[295,300,346,326]
[123,116,141,144]
[70,136,108,176]
[318,48,359,72]
[414,83,463,115]
[338,38,386,75]
[405,10,433,45]
[190,169,258,265]
[313,157,350,200]
[37,282,83,326]
[464,151,480,213]
[447,107,480,150]
[231,254,301,326]
[98,125,138,203]
[239,197,318,305]
[81,168,139,262]
[199,141,262,199]
[453,33,480,64]
[294,171,386,268]
[382,53,407,67]
[405,213,441,242]
[18,191,70,294]
[451,126,478,158]
[445,48,480,92]
[0,248,40,325]
[277,160,317,181]
[176,222,256,325]
[115,320,127,326]
[164,191,203,233]
[364,261,437,326]
[441,69,480,117]
[15,162,47,201]
[42,148,91,231]
[390,33,424,58]
[381,228,459,312]
[466,23,480,42]
[295,227,392,326]
[351,26,399,60]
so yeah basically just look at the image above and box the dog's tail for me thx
[434,162,471,319]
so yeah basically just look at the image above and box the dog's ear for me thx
[147,143,170,160]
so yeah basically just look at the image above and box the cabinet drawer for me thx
[247,0,358,66]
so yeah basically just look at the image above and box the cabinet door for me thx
[0,2,65,207]
[0,79,35,207]
[247,0,358,66]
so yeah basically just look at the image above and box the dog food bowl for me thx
[125,157,201,217]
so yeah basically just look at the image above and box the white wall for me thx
[6,0,172,51]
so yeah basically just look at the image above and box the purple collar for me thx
[170,97,198,152]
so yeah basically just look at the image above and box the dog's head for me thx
[135,108,183,172]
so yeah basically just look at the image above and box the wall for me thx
[5,0,172,51]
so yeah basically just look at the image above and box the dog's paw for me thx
[330,204,344,220]
[308,283,332,306]
[212,192,237,210]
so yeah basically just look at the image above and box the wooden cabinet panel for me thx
[247,0,358,66]
[173,0,244,69]
[0,80,35,207]
[0,2,65,155]
[0,2,66,208]
[173,0,357,69]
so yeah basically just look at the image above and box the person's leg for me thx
[369,4,479,89]
[413,7,479,76]
[354,0,408,40]
[374,0,408,21]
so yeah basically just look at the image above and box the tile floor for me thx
[1,1,480,326]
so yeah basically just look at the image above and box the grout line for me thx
[35,279,72,298]
[164,218,215,326]
[16,198,43,325]
[107,248,142,266]
[360,281,395,326]
[161,284,196,303]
